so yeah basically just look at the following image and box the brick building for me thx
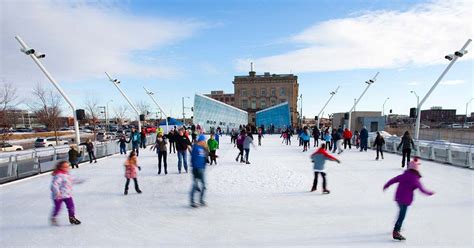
[204,91,235,106]
[233,70,299,126]
[420,107,456,124]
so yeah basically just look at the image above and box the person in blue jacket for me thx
[359,126,369,152]
[190,135,209,208]
[299,127,310,152]
[129,127,141,156]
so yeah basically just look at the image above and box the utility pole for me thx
[347,72,379,131]
[144,87,169,133]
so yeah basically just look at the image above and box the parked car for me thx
[14,128,33,133]
[97,132,117,141]
[450,124,469,129]
[34,137,69,148]
[0,143,24,152]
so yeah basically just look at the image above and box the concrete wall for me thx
[385,127,474,144]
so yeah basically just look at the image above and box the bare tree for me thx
[30,84,63,145]
[84,96,100,141]
[114,105,129,128]
[0,82,19,144]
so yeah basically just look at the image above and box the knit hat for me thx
[197,134,206,142]
[408,157,421,171]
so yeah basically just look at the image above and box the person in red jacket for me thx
[342,128,353,149]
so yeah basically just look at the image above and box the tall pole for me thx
[15,36,80,145]
[348,72,379,131]
[105,72,142,131]
[182,97,185,124]
[382,97,390,116]
[464,98,473,128]
[415,39,471,141]
[144,87,169,133]
[106,100,113,132]
[317,86,339,129]
[300,94,303,127]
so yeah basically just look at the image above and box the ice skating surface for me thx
[0,135,472,247]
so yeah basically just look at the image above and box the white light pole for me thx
[182,96,190,125]
[316,86,339,129]
[105,72,142,131]
[144,87,169,133]
[15,36,81,145]
[347,72,379,131]
[410,91,420,108]
[465,98,474,128]
[414,39,471,141]
[382,97,390,116]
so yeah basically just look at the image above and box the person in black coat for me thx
[312,126,320,147]
[359,127,369,152]
[373,132,385,160]
[397,131,415,167]
[167,130,176,154]
[85,139,97,163]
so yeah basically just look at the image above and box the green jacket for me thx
[207,139,219,151]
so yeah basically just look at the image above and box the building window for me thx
[271,99,277,106]
[242,89,247,97]
[252,88,257,96]
[260,99,266,109]
[280,99,286,103]
[242,100,248,109]
[261,89,266,97]
[271,88,276,96]
[280,88,286,97]
[251,100,257,109]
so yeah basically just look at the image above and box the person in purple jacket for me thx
[383,157,435,241]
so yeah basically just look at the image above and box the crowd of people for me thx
[54,122,431,241]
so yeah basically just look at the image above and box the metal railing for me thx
[0,134,157,184]
[367,134,473,169]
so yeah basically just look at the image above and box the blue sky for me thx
[1,0,472,120]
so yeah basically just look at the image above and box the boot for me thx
[51,217,58,226]
[392,231,405,240]
[124,189,128,195]
[323,189,330,194]
[311,186,317,192]
[69,216,81,225]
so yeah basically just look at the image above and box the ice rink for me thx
[0,135,472,247]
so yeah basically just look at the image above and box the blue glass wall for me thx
[256,102,291,130]
[193,94,248,132]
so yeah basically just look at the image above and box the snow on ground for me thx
[0,135,472,247]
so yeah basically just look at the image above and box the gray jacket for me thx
[243,136,254,149]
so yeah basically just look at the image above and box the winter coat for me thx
[118,137,129,147]
[343,130,353,139]
[51,170,74,200]
[311,147,338,172]
[131,131,141,143]
[68,149,81,164]
[312,128,320,138]
[207,138,219,151]
[152,137,168,152]
[214,134,220,144]
[398,135,415,150]
[243,136,254,149]
[191,144,208,169]
[300,131,310,141]
[324,133,331,142]
[125,157,138,179]
[140,131,146,140]
[332,132,341,141]
[237,134,246,146]
[383,169,434,205]
[373,136,385,147]
[85,142,94,153]
[175,134,191,151]
[360,128,369,140]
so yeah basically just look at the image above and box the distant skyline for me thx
[1,0,472,120]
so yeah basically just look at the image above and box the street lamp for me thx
[15,36,81,145]
[382,97,390,116]
[182,96,191,125]
[144,87,169,133]
[316,86,339,129]
[347,72,379,131]
[410,91,419,108]
[105,72,142,131]
[299,94,303,127]
[414,39,471,141]
[465,98,474,128]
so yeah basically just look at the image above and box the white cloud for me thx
[237,0,472,73]
[440,79,465,85]
[0,0,204,87]
[407,81,421,86]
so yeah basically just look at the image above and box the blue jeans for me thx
[177,150,188,172]
[244,148,250,162]
[120,145,126,155]
[132,142,139,155]
[190,168,206,204]
[394,203,409,232]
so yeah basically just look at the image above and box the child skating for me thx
[383,157,434,241]
[207,133,219,165]
[124,151,142,195]
[310,143,340,193]
[50,161,82,226]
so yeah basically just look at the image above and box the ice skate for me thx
[51,217,58,226]
[124,189,128,195]
[392,231,405,241]
[190,202,199,208]
[323,189,330,194]
[69,216,81,225]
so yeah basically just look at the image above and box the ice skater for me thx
[359,126,369,152]
[235,130,246,163]
[373,131,385,160]
[207,133,219,165]
[190,135,209,208]
[124,151,142,195]
[243,131,255,164]
[130,127,141,156]
[85,139,97,163]
[68,144,82,169]
[383,157,434,241]
[397,131,415,168]
[50,161,82,226]
[117,135,129,155]
[257,127,263,146]
[300,127,310,152]
[310,143,341,193]
[151,132,168,175]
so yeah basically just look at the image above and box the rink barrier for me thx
[367,135,473,169]
[0,134,157,184]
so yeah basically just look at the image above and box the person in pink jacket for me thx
[383,157,435,241]
[50,161,82,226]
[124,151,142,195]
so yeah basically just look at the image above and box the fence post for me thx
[430,146,436,160]
[468,149,473,169]
[14,154,18,179]
[7,155,13,177]
[447,146,453,164]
